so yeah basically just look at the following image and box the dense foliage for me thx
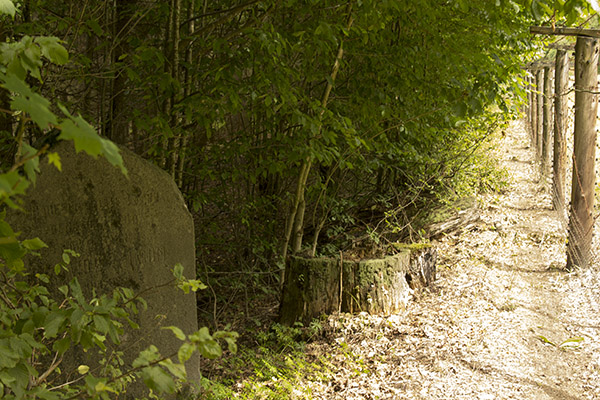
[1,0,594,267]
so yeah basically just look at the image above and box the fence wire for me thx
[527,73,600,269]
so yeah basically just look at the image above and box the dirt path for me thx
[306,120,600,399]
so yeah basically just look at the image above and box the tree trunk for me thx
[552,50,570,215]
[281,9,354,269]
[109,0,134,145]
[167,0,182,177]
[567,37,599,270]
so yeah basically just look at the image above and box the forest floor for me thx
[286,119,600,399]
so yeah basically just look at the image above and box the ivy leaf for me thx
[0,0,15,17]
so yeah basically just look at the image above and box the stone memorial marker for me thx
[9,141,199,396]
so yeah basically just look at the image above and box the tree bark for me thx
[281,9,354,268]
[567,37,599,270]
[552,50,570,215]
[109,0,135,145]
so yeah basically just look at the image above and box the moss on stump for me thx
[279,246,437,325]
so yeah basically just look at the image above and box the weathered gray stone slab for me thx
[8,141,199,396]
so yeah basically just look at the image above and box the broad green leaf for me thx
[0,0,15,17]
[198,339,222,359]
[1,74,58,128]
[159,359,187,380]
[22,237,47,250]
[44,312,66,338]
[34,37,69,65]
[141,366,177,394]
[58,117,103,157]
[52,336,70,355]
[163,326,186,341]
[177,342,195,363]
[1,72,33,98]
[132,345,161,368]
[101,138,127,175]
[11,92,58,129]
[77,365,90,375]
[94,381,118,393]
[93,314,111,335]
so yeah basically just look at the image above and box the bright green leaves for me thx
[526,0,594,24]
[57,105,127,175]
[34,37,69,65]
[0,34,126,181]
[173,263,207,293]
[0,170,29,210]
[0,70,127,175]
[530,0,553,21]
[0,36,67,82]
[0,0,15,17]
[1,73,57,129]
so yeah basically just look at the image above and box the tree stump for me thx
[279,245,436,325]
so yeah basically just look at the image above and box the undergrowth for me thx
[195,320,368,400]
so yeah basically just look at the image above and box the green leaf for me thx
[34,37,69,65]
[141,366,177,394]
[78,365,90,375]
[58,117,103,157]
[22,143,40,184]
[22,237,47,251]
[93,314,111,335]
[101,138,127,176]
[44,312,66,338]
[53,336,70,355]
[132,345,161,368]
[163,326,186,341]
[0,0,15,17]
[173,263,184,279]
[159,359,187,380]
[198,339,222,359]
[1,73,58,129]
[47,152,62,171]
[177,342,195,363]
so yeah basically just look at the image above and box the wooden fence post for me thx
[528,73,533,136]
[567,36,599,269]
[535,69,544,158]
[552,50,570,214]
[531,71,538,146]
[542,65,553,172]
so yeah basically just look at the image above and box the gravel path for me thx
[305,120,600,399]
